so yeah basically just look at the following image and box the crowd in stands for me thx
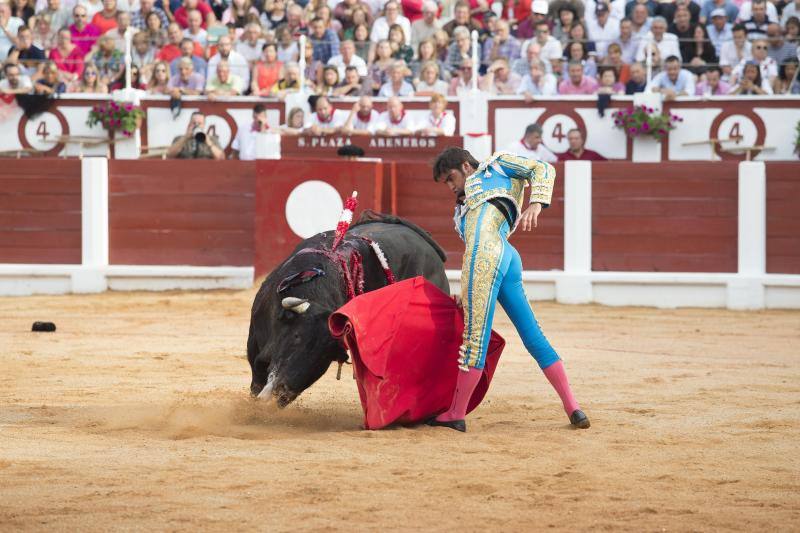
[1,0,799,99]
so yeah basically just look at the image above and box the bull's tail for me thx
[351,210,447,263]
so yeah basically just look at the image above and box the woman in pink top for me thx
[50,28,85,84]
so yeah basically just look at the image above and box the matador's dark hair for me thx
[432,147,479,181]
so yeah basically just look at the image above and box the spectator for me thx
[553,4,578,45]
[68,4,99,57]
[308,95,347,133]
[566,22,597,56]
[31,13,54,53]
[442,0,479,38]
[615,18,638,63]
[221,0,257,27]
[636,16,681,62]
[208,34,250,86]
[414,60,449,95]
[649,55,695,98]
[144,10,167,48]
[167,111,225,160]
[183,9,208,47]
[686,24,718,74]
[378,59,414,95]
[511,38,542,76]
[328,38,367,78]
[701,0,737,24]
[283,3,305,36]
[433,28,449,61]
[480,57,522,94]
[504,123,557,162]
[49,28,83,83]
[0,1,26,61]
[91,0,118,34]
[410,37,446,80]
[670,6,696,62]
[308,15,339,64]
[482,19,521,66]
[706,8,733,56]
[742,0,769,40]
[81,0,104,19]
[333,64,365,96]
[206,59,244,97]
[89,35,123,86]
[301,38,322,90]
[728,59,772,94]
[342,94,380,133]
[170,38,207,78]
[695,65,731,94]
[416,93,455,136]
[260,0,286,29]
[597,65,624,93]
[174,0,215,29]
[273,24,298,63]
[602,42,630,83]
[410,0,439,50]
[131,31,154,71]
[370,0,411,61]
[558,128,607,161]
[237,22,266,64]
[766,23,796,64]
[352,22,370,60]
[448,62,474,95]
[446,26,474,74]
[388,23,413,63]
[281,106,306,134]
[249,41,281,95]
[38,0,72,35]
[563,41,597,79]
[731,37,777,85]
[110,63,146,90]
[317,64,340,95]
[132,0,168,29]
[377,96,413,135]
[524,21,561,74]
[334,0,371,36]
[67,63,106,92]
[366,39,393,93]
[586,0,625,24]
[783,0,800,26]
[657,0,700,25]
[271,61,302,97]
[625,60,647,93]
[231,103,271,160]
[586,2,620,59]
[720,23,751,79]
[629,3,652,41]
[158,24,185,62]
[0,62,32,93]
[317,5,341,38]
[773,58,800,94]
[146,60,170,93]
[105,11,131,52]
[516,57,557,98]
[31,60,66,93]
[10,0,33,26]
[8,26,46,78]
[168,56,204,95]
[737,0,777,24]
[785,17,800,44]
[515,0,549,41]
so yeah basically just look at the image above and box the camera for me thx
[193,128,206,144]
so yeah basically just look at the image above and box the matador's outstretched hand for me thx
[519,203,542,231]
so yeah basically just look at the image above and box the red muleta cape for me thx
[328,276,505,430]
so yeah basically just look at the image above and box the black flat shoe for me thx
[425,417,466,432]
[569,409,590,429]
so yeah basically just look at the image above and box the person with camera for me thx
[166,111,225,160]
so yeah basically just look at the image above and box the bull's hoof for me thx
[425,417,466,432]
[569,409,590,429]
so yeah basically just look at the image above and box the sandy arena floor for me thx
[1,287,798,531]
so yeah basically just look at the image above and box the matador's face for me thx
[438,162,472,204]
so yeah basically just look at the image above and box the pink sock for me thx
[436,367,483,422]
[542,360,580,415]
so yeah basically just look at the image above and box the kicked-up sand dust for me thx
[1,287,798,531]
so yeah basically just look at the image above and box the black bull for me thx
[247,212,450,407]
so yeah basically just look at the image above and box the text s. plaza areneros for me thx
[297,136,441,149]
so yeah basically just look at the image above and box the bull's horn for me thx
[281,297,310,314]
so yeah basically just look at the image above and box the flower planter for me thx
[113,126,141,159]
[632,136,662,163]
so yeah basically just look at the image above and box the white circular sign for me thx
[717,114,758,149]
[285,180,344,239]
[541,114,578,153]
[204,114,232,149]
[23,112,63,151]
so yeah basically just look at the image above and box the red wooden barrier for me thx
[254,158,385,278]
[108,160,256,266]
[767,163,800,275]
[0,159,82,264]
[592,162,739,272]
[393,161,565,270]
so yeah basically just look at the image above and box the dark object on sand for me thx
[32,321,56,332]
[337,144,365,158]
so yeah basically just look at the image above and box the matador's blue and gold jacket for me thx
[454,151,556,240]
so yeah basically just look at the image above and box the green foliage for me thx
[86,101,145,137]
[612,105,683,141]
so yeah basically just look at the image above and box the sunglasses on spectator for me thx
[754,45,767,49]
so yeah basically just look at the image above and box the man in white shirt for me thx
[0,1,25,61]
[183,9,207,48]
[719,23,751,79]
[411,0,440,50]
[736,0,777,22]
[232,103,271,160]
[706,8,733,56]
[415,93,456,136]
[584,0,625,26]
[522,21,562,75]
[104,10,131,52]
[635,16,681,63]
[235,22,265,65]
[308,95,348,134]
[0,63,32,93]
[503,123,558,163]
[586,2,621,60]
[342,95,381,134]
[629,3,652,45]
[207,35,250,88]
[730,38,777,84]
[369,0,411,45]
[376,96,414,135]
[647,55,696,99]
[515,58,558,98]
[327,39,367,78]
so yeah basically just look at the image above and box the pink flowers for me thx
[86,101,144,137]
[612,105,682,141]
